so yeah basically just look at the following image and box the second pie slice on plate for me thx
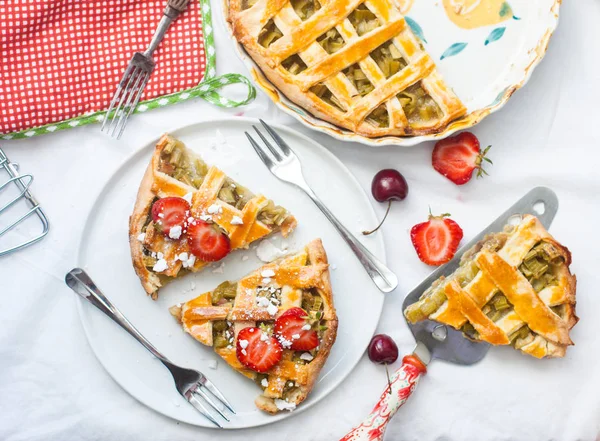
[170,239,338,413]
[129,134,297,299]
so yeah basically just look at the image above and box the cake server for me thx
[341,187,558,441]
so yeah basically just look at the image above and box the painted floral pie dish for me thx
[224,0,562,145]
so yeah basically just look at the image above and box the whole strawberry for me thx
[432,132,492,185]
[411,211,463,266]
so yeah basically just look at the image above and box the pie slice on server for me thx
[404,215,578,359]
[170,239,338,413]
[129,134,297,299]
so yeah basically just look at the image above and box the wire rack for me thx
[0,146,49,257]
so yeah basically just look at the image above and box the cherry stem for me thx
[385,363,392,395]
[363,200,392,236]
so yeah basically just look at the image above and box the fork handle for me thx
[145,0,191,56]
[65,268,171,365]
[303,187,398,293]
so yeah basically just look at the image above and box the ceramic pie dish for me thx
[222,0,561,146]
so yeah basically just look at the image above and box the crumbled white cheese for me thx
[153,259,168,272]
[137,233,146,242]
[199,214,212,222]
[266,302,278,316]
[231,215,244,225]
[241,349,247,356]
[260,332,269,341]
[207,204,222,215]
[157,252,164,260]
[176,252,196,269]
[262,277,272,284]
[182,192,193,204]
[261,269,276,278]
[256,240,288,262]
[207,360,218,370]
[212,262,225,274]
[168,225,182,239]
[261,378,269,388]
[274,399,296,412]
[288,381,294,387]
[278,335,292,349]
[301,324,311,331]
[187,216,195,223]
[158,213,164,219]
[256,297,270,308]
[239,339,249,349]
[300,352,314,361]
[291,333,300,340]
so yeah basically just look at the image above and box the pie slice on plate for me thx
[404,215,578,358]
[227,0,466,137]
[170,239,338,413]
[129,134,297,299]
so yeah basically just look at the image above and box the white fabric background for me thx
[1,1,599,440]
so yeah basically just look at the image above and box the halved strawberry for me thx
[151,197,190,237]
[236,327,283,373]
[410,212,463,266]
[186,220,231,262]
[432,132,492,185]
[275,307,319,351]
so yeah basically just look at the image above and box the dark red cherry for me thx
[368,334,399,365]
[371,169,408,203]
[363,169,408,235]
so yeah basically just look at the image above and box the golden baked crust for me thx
[129,134,297,299]
[170,239,338,413]
[404,215,578,359]
[227,0,466,137]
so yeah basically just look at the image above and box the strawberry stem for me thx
[476,145,493,178]
[363,200,392,236]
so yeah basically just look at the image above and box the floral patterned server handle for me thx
[340,354,427,441]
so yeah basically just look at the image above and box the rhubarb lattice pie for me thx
[170,239,338,413]
[404,215,578,358]
[129,134,297,299]
[227,0,466,137]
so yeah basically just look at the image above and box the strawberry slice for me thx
[275,307,319,351]
[186,220,231,262]
[151,197,190,237]
[236,327,283,373]
[432,132,492,185]
[410,212,463,266]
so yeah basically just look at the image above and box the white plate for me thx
[76,118,386,428]
[223,0,560,147]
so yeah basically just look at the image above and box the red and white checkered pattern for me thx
[0,0,206,134]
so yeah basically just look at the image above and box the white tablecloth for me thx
[2,1,599,440]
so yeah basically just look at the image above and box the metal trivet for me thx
[0,147,49,257]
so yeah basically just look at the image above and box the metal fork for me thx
[65,268,234,427]
[101,0,191,139]
[245,120,399,293]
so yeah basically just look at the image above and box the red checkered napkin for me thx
[0,0,206,135]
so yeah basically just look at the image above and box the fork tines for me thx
[184,376,235,428]
[245,119,296,167]
[101,54,151,140]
